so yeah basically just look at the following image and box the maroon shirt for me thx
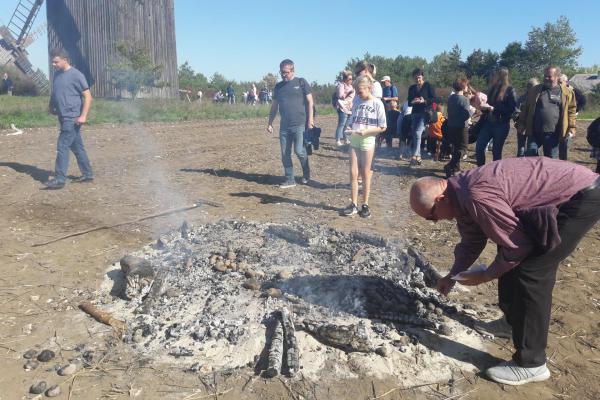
[446,157,598,278]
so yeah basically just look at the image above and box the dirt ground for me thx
[1,115,599,400]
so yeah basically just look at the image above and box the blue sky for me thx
[1,0,599,84]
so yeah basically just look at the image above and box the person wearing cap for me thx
[381,76,398,110]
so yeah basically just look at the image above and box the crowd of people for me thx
[210,83,272,105]
[36,50,600,388]
[333,64,587,179]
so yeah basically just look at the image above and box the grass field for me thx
[0,96,337,129]
[0,95,597,129]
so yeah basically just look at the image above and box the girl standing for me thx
[342,75,387,218]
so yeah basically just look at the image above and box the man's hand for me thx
[568,129,576,138]
[436,274,456,296]
[456,270,494,286]
[267,125,274,134]
[76,115,87,125]
[307,118,315,130]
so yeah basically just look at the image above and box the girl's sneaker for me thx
[343,203,358,216]
[359,204,371,218]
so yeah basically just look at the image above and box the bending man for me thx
[410,157,600,385]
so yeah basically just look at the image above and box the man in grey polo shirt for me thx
[267,59,314,188]
[45,48,93,190]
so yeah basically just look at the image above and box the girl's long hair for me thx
[488,67,510,102]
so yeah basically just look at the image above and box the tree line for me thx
[180,16,598,106]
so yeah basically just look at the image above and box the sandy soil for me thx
[1,115,599,400]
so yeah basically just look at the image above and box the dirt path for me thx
[0,116,599,399]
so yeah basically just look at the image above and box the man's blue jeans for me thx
[280,125,309,181]
[527,132,559,158]
[410,112,426,158]
[335,109,349,141]
[475,119,510,166]
[55,118,93,182]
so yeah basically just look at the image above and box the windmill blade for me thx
[0,0,48,94]
[22,22,46,48]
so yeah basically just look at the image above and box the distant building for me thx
[569,72,600,94]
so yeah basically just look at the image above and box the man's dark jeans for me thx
[527,131,559,158]
[279,125,309,181]
[498,182,600,367]
[55,118,93,182]
[445,125,468,172]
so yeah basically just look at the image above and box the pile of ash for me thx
[98,220,485,379]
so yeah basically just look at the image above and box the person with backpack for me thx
[333,70,355,146]
[267,59,313,188]
[588,117,600,173]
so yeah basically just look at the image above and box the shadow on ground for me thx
[0,162,52,183]
[231,192,342,213]
[182,168,341,190]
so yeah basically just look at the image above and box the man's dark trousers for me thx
[498,181,600,367]
[55,118,93,183]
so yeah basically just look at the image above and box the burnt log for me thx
[265,318,284,378]
[407,248,443,288]
[300,320,373,353]
[137,268,168,314]
[120,256,155,300]
[279,308,300,376]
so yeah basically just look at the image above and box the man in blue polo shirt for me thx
[267,59,314,188]
[381,76,398,110]
[45,48,93,190]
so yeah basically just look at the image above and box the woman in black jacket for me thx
[407,68,435,165]
[475,68,517,166]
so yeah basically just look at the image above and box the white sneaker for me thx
[336,140,344,147]
[279,180,296,189]
[486,360,550,385]
[474,316,512,339]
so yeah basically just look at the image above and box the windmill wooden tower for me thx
[1,0,179,98]
[46,0,179,98]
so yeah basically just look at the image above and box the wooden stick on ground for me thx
[32,198,222,247]
[79,301,126,335]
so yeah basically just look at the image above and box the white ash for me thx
[99,220,487,381]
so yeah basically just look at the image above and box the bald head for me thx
[410,177,447,219]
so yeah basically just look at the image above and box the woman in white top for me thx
[354,60,382,99]
[334,70,355,146]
